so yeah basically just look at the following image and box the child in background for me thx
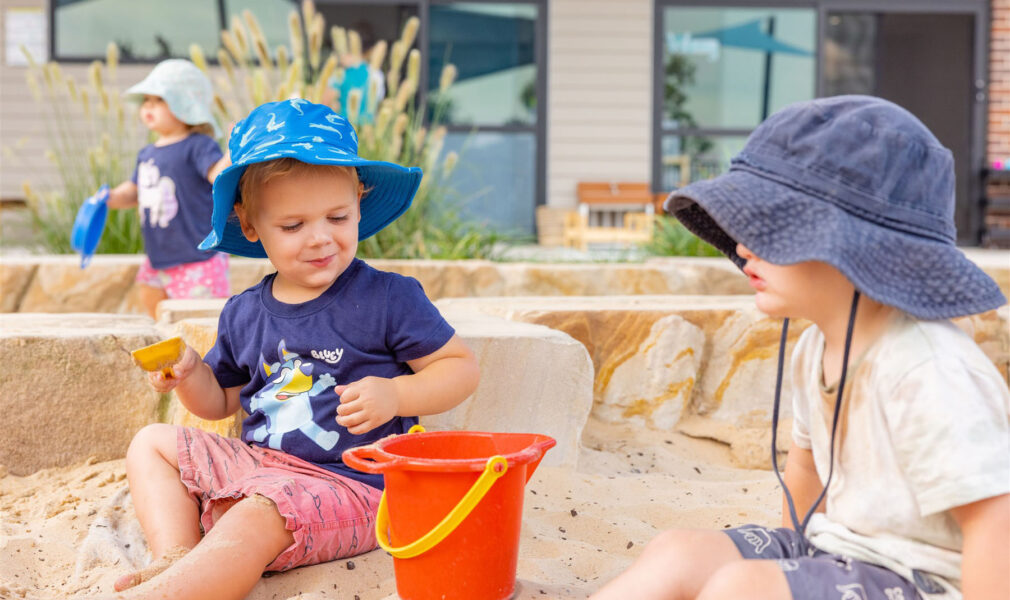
[592,96,1009,600]
[322,22,385,124]
[99,100,480,600]
[104,59,230,318]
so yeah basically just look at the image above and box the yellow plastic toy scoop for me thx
[131,337,185,378]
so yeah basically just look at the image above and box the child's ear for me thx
[234,202,259,242]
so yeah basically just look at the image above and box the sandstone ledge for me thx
[0,310,594,474]
[0,314,164,475]
[1,255,757,314]
[435,296,1010,468]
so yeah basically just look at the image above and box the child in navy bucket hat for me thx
[593,96,1008,600]
[112,100,479,599]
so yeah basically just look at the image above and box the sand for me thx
[0,418,780,599]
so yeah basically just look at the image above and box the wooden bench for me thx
[563,182,656,250]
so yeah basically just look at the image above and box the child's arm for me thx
[148,345,243,421]
[206,149,231,183]
[951,493,1009,600]
[781,442,825,529]
[334,334,479,435]
[106,181,138,209]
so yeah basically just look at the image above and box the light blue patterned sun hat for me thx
[198,99,423,258]
[125,59,221,137]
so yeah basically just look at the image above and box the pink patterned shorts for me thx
[135,253,229,299]
[176,427,382,571]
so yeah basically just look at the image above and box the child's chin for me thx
[753,296,790,319]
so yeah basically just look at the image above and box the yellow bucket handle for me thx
[375,425,509,559]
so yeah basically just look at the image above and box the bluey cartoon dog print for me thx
[248,340,339,451]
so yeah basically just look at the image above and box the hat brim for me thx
[665,170,1007,320]
[124,81,222,138]
[124,79,166,101]
[199,149,423,258]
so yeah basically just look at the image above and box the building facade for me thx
[0,0,1005,245]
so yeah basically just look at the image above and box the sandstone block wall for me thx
[0,310,595,474]
[437,296,1010,468]
[0,255,757,314]
[0,314,164,475]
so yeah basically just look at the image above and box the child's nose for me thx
[307,224,331,246]
[736,243,755,261]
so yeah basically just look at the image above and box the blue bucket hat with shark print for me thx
[199,99,423,258]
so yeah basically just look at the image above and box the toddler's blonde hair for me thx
[238,158,362,217]
[189,123,216,137]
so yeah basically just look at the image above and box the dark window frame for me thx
[50,0,548,214]
[49,0,237,64]
[652,0,990,242]
[423,0,548,209]
[652,0,819,197]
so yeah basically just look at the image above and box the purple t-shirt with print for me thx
[131,133,222,269]
[202,259,456,489]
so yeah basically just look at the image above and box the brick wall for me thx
[989,1,1010,246]
[990,0,1010,163]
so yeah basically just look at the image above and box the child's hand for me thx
[334,377,400,434]
[148,346,201,393]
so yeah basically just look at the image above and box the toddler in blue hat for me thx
[103,59,231,317]
[107,100,480,599]
[593,96,1008,600]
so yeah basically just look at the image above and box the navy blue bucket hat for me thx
[199,99,422,258]
[665,95,1006,320]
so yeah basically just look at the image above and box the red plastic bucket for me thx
[343,429,556,600]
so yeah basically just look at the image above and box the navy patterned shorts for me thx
[725,524,931,600]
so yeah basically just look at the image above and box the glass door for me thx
[823,10,979,243]
[428,1,545,233]
[653,4,816,191]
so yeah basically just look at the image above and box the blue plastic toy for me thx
[70,184,109,268]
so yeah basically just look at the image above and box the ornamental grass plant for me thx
[15,0,506,260]
[16,44,146,255]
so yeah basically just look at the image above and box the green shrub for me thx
[644,215,722,257]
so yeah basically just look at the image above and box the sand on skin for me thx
[0,418,780,599]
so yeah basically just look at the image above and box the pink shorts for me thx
[176,427,382,571]
[136,253,229,299]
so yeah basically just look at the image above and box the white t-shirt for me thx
[791,313,1010,599]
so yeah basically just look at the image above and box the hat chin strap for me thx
[771,290,860,545]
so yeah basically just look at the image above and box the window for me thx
[53,0,223,61]
[223,0,301,51]
[50,0,547,234]
[428,3,537,126]
[654,4,815,189]
[428,1,544,233]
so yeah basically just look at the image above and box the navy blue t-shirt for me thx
[203,259,456,489]
[131,133,222,269]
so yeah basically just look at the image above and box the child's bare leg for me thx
[591,528,744,600]
[117,424,201,590]
[137,284,168,319]
[113,546,189,591]
[696,560,790,600]
[104,494,294,600]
